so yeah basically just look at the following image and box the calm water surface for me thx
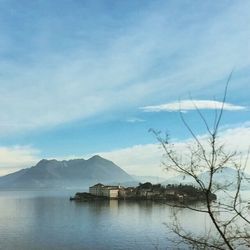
[1,190,248,250]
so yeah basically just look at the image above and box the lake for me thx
[0,190,248,250]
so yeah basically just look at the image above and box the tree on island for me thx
[138,182,153,189]
[151,73,250,249]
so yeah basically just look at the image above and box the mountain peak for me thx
[88,155,103,161]
[37,159,49,165]
[0,156,133,189]
[36,159,58,167]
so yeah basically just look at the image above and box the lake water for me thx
[0,190,248,250]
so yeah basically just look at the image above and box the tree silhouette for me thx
[152,73,250,249]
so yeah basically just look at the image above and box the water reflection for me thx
[3,191,249,249]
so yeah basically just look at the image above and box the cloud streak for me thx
[126,118,145,123]
[141,100,247,112]
[0,1,249,136]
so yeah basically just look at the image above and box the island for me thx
[70,182,217,202]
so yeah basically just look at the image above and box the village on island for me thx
[70,182,216,203]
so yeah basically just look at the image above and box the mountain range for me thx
[0,156,249,190]
[0,155,133,189]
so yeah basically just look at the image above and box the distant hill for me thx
[162,167,250,190]
[0,155,134,189]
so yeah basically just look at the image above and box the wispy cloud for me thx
[0,1,249,136]
[126,118,145,123]
[141,100,247,112]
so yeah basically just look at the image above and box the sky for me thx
[0,0,250,177]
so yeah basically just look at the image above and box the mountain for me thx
[162,167,250,190]
[0,155,133,189]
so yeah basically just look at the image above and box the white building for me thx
[89,184,121,199]
[102,187,119,199]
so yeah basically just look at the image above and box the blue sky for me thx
[0,0,250,176]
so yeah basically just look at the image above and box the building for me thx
[165,189,176,196]
[102,187,119,199]
[89,184,121,199]
[89,183,105,196]
[87,182,215,202]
